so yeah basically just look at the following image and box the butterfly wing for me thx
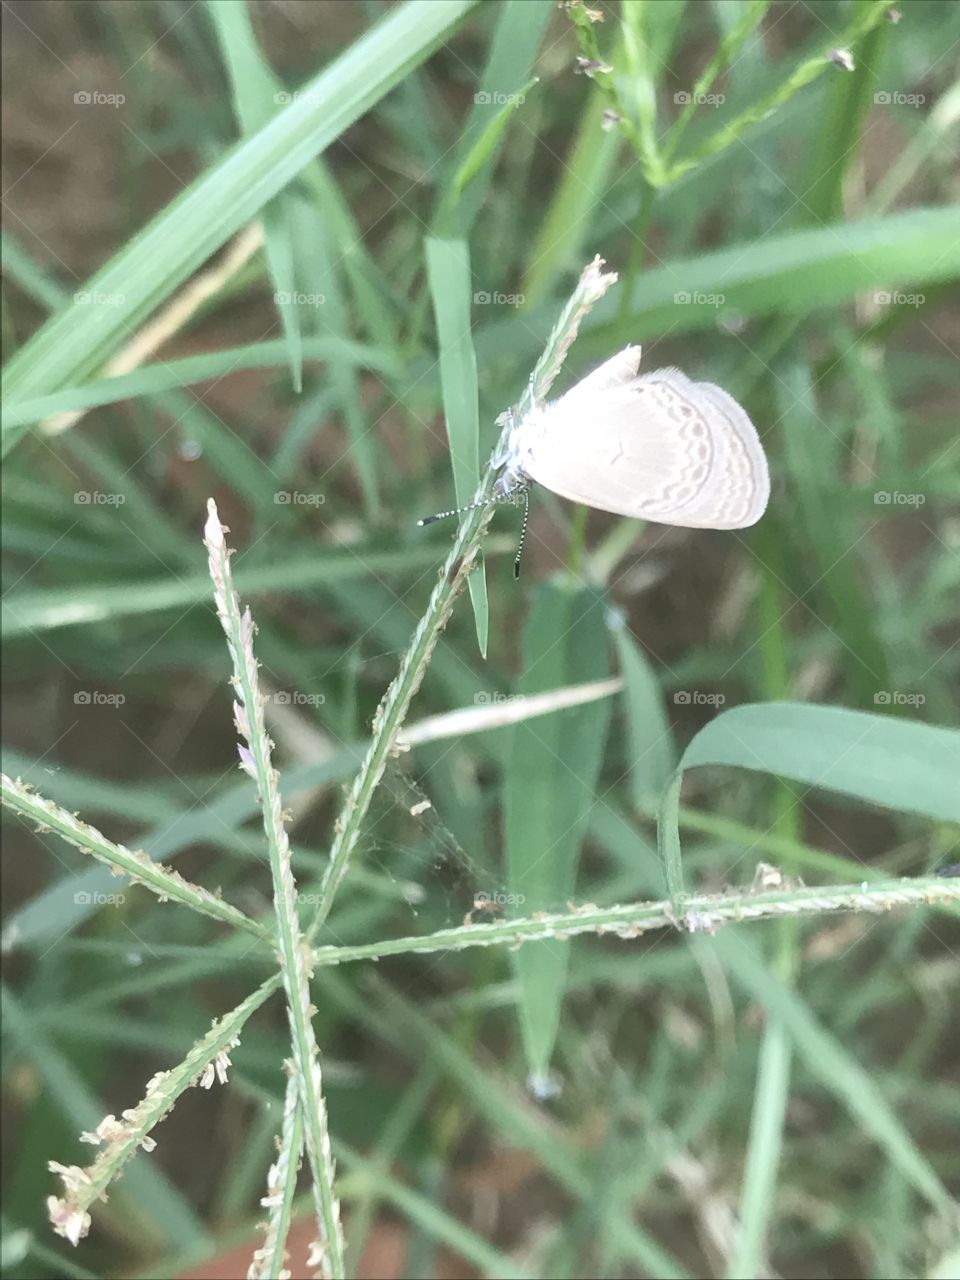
[556,344,642,400]
[519,367,769,529]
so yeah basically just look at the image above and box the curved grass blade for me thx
[2,0,478,445]
[658,702,960,903]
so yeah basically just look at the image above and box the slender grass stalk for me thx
[658,0,771,172]
[308,876,959,969]
[305,255,620,945]
[726,529,802,1279]
[46,973,282,1247]
[660,0,892,182]
[0,772,272,945]
[248,1070,305,1280]
[726,1018,791,1279]
[204,501,344,1279]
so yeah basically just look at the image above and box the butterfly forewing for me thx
[520,362,769,529]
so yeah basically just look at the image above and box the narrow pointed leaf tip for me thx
[204,497,225,549]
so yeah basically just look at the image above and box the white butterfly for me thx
[420,345,770,576]
[494,344,769,530]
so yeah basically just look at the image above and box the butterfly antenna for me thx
[514,487,530,579]
[416,497,489,527]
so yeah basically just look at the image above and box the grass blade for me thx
[506,581,612,1083]
[725,1018,791,1279]
[715,930,954,1217]
[658,702,960,906]
[210,0,304,391]
[612,616,676,809]
[2,0,478,435]
[2,545,444,637]
[425,236,488,655]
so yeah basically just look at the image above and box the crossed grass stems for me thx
[11,258,958,1278]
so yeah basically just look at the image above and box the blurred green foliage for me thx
[2,2,958,1277]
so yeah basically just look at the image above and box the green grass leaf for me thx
[2,544,446,637]
[1,0,478,447]
[612,615,676,808]
[593,206,960,341]
[726,1017,792,1279]
[775,359,892,707]
[3,336,399,431]
[506,582,612,1082]
[439,0,552,237]
[658,702,960,901]
[425,236,488,655]
[715,930,954,1217]
[211,0,304,392]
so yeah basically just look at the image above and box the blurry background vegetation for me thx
[2,1,959,1277]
